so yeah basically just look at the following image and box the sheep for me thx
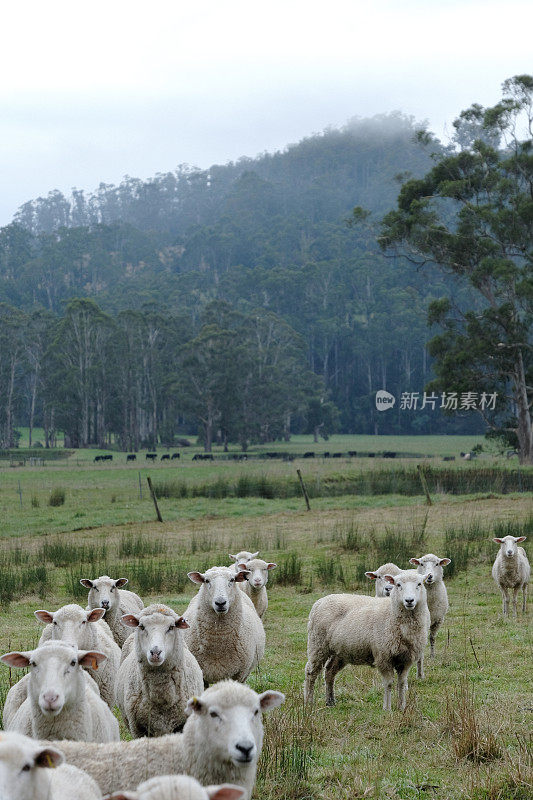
[46,680,285,800]
[35,603,121,707]
[409,554,451,656]
[365,562,401,598]
[1,641,120,742]
[235,558,277,618]
[304,569,430,710]
[184,566,265,685]
[0,730,101,800]
[81,575,144,647]
[116,604,203,737]
[228,551,259,574]
[104,775,245,800]
[491,535,529,616]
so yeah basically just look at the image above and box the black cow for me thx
[161,454,170,461]
[171,453,180,460]
[303,452,315,458]
[127,454,136,462]
[146,453,157,461]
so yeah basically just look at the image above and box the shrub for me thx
[48,487,65,506]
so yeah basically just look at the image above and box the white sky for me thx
[1,0,532,225]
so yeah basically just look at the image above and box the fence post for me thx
[417,464,432,506]
[146,477,163,522]
[296,469,311,511]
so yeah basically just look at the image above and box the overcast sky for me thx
[1,0,532,225]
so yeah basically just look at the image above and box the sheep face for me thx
[236,559,277,590]
[122,607,189,666]
[384,570,428,610]
[188,567,249,615]
[228,551,259,565]
[493,535,526,559]
[185,683,284,769]
[106,776,245,800]
[80,576,129,612]
[0,643,106,717]
[0,731,64,800]
[34,604,105,647]
[409,554,451,586]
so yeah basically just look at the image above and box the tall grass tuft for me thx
[275,553,303,586]
[119,534,166,558]
[48,487,66,506]
[444,679,502,763]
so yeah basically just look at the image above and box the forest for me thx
[2,103,528,450]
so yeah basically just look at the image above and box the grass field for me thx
[0,434,531,799]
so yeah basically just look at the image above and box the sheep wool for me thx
[236,558,277,619]
[104,774,245,800]
[46,680,285,800]
[491,535,529,616]
[81,575,144,647]
[116,604,203,737]
[409,554,451,656]
[184,566,265,684]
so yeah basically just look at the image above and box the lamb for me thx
[1,641,120,742]
[35,603,121,707]
[491,535,529,616]
[235,558,277,618]
[0,730,101,800]
[409,554,451,656]
[184,566,265,685]
[365,562,401,597]
[228,551,258,574]
[46,680,285,800]
[304,569,430,710]
[116,604,203,737]
[81,575,144,647]
[105,775,245,800]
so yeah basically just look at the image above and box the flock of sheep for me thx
[0,535,529,799]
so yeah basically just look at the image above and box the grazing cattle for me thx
[94,456,103,463]
[103,455,113,461]
[146,453,157,461]
[383,451,396,459]
[127,454,136,462]
[323,452,330,458]
[303,452,315,458]
[192,454,214,461]
[332,452,343,458]
[348,451,357,457]
[171,453,181,459]
[442,456,455,461]
[161,454,170,461]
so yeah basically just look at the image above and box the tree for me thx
[379,75,533,463]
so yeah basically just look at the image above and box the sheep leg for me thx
[416,653,424,680]
[381,669,394,712]
[397,668,409,711]
[324,655,344,707]
[304,657,324,705]
[512,588,519,617]
[500,587,509,616]
[522,584,528,613]
[429,621,440,657]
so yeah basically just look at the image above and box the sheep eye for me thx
[110,587,115,592]
[21,763,31,772]
[139,624,145,631]
[53,620,58,625]
[204,579,210,585]
[254,708,259,716]
[93,587,99,592]
[70,659,76,666]
[210,710,219,719]
[167,625,174,633]
[417,583,422,587]
[81,620,86,625]
[230,577,235,583]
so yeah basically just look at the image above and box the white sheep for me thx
[491,535,529,616]
[81,575,144,647]
[304,569,430,710]
[48,680,285,800]
[365,562,401,597]
[0,730,100,800]
[235,558,277,618]
[184,566,265,685]
[35,603,121,707]
[1,641,120,742]
[104,775,245,800]
[409,554,451,656]
[117,604,203,737]
[228,551,258,574]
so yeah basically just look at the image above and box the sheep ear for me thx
[515,536,526,543]
[439,558,451,566]
[206,786,246,800]
[188,571,206,585]
[365,572,378,580]
[250,552,259,559]
[236,562,248,571]
[234,570,249,583]
[228,553,238,561]
[175,616,189,629]
[186,696,206,716]
[258,690,285,711]
[382,575,396,585]
[1,652,31,668]
[267,563,277,570]
[114,578,129,588]
[493,538,504,543]
[34,746,64,769]
[121,614,140,628]
[78,651,107,668]
[34,610,54,624]
[87,608,106,623]
[80,579,94,589]
[103,794,138,800]
[409,558,421,566]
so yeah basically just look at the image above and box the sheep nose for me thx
[101,600,110,609]
[426,574,433,582]
[150,646,162,656]
[42,691,60,709]
[507,550,513,556]
[215,598,227,609]
[404,598,415,607]
[235,742,254,761]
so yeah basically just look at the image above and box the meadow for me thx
[0,435,531,799]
